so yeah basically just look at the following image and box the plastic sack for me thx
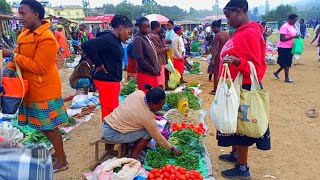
[71,94,100,109]
[168,69,181,89]
[0,121,24,142]
[291,37,304,55]
[206,54,212,64]
[210,64,239,134]
[164,58,175,72]
[85,157,146,180]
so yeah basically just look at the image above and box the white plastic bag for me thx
[165,58,175,72]
[209,63,239,134]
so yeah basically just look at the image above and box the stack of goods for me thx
[145,129,209,177]
[266,42,278,65]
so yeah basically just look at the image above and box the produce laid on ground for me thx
[72,104,96,119]
[66,117,78,127]
[171,122,205,135]
[167,88,201,110]
[186,82,200,88]
[147,164,203,180]
[120,78,137,96]
[22,129,67,147]
[145,129,205,175]
[189,62,201,74]
[166,109,202,124]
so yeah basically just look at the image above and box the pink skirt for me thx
[157,65,165,86]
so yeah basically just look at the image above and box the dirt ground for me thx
[55,37,320,180]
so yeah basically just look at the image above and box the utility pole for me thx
[216,0,219,19]
[82,0,90,17]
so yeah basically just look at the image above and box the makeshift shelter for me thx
[0,15,19,49]
[145,14,169,25]
[83,15,114,30]
[176,21,199,31]
[44,15,78,37]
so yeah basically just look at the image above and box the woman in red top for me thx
[217,0,271,179]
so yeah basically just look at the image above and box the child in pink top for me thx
[274,14,299,83]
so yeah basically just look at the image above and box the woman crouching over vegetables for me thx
[102,84,182,160]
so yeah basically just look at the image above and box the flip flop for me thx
[273,73,280,80]
[209,90,216,95]
[53,162,69,173]
[284,80,295,83]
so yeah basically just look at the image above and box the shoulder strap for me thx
[14,61,25,105]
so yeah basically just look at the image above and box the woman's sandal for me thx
[284,79,295,83]
[209,90,216,95]
[53,162,69,173]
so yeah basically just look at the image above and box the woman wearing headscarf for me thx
[217,0,271,179]
[55,25,71,59]
[172,26,187,83]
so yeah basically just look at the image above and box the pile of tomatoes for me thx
[171,122,206,135]
[147,164,204,180]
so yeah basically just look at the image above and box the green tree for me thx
[0,0,12,14]
[249,7,260,21]
[141,0,160,15]
[103,4,115,14]
[115,2,137,20]
[262,4,297,21]
[265,0,270,14]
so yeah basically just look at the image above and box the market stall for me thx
[1,72,214,179]
[44,15,79,37]
[0,15,19,49]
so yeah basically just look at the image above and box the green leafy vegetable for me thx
[67,117,78,127]
[167,88,201,110]
[120,78,137,96]
[189,62,201,74]
[176,153,199,170]
[146,129,203,170]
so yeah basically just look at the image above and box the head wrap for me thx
[56,24,63,29]
[224,0,248,11]
[173,26,182,33]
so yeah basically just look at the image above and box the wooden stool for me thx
[89,138,128,170]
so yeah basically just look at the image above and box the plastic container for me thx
[178,97,189,115]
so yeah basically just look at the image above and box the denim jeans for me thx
[102,122,151,144]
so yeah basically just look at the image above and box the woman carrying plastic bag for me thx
[210,63,239,134]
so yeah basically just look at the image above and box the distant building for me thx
[91,7,105,16]
[12,4,85,20]
[51,5,85,20]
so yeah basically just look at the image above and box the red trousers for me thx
[94,80,120,121]
[136,72,159,93]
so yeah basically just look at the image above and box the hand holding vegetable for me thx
[171,145,182,155]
